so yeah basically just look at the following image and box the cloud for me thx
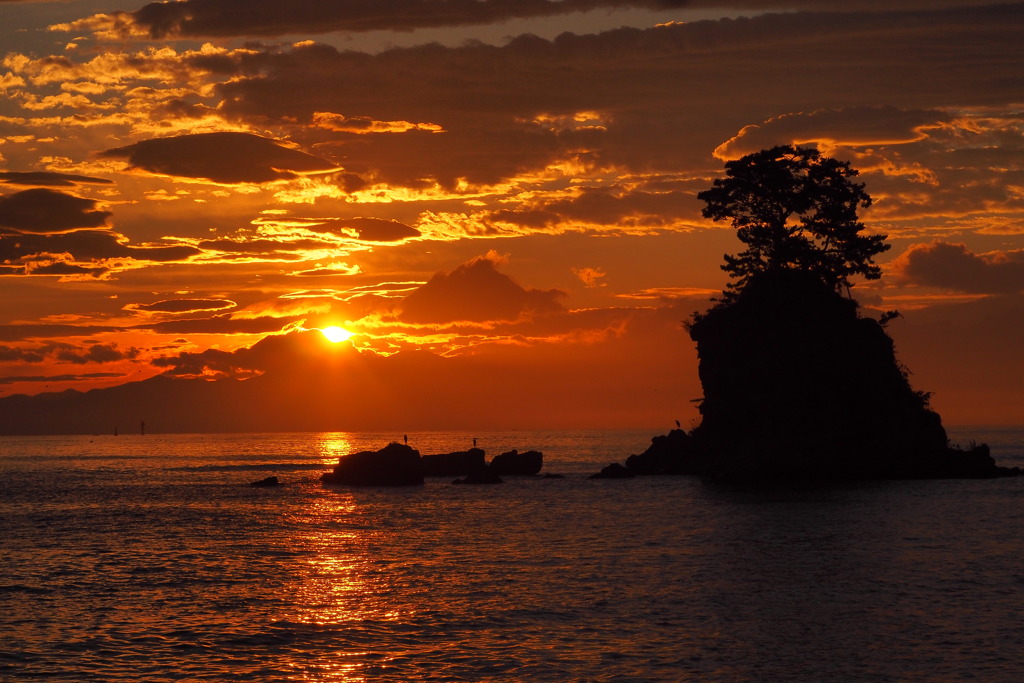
[0,188,110,234]
[399,251,566,324]
[714,106,953,159]
[0,324,120,342]
[71,1,1013,41]
[312,112,443,134]
[137,315,303,335]
[85,0,691,39]
[892,241,1024,294]
[0,341,138,364]
[43,295,708,432]
[152,4,1017,199]
[487,183,705,234]
[54,342,141,364]
[617,286,722,300]
[98,132,338,184]
[289,264,362,277]
[0,372,123,386]
[573,266,607,287]
[307,217,420,242]
[126,299,237,314]
[0,345,45,363]
[24,261,108,279]
[0,172,114,187]
[194,236,338,261]
[0,229,201,276]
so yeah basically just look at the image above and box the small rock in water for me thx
[322,442,424,486]
[490,449,543,475]
[589,463,635,479]
[250,476,281,487]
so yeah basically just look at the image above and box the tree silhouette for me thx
[698,145,889,293]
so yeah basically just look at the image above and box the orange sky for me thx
[0,0,1022,430]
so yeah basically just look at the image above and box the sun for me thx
[321,326,353,343]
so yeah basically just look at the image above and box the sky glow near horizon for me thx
[0,0,1022,428]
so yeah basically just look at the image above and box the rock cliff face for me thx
[616,270,1015,480]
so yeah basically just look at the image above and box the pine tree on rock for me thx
[697,145,889,295]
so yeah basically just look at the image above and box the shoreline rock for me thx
[322,442,424,486]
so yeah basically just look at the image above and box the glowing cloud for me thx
[98,132,338,184]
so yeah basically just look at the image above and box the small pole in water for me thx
[404,434,408,444]
[140,420,145,436]
[473,437,477,448]
[114,425,118,437]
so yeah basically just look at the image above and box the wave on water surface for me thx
[1,429,1023,681]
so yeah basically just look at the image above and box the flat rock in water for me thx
[322,442,424,486]
[422,448,486,477]
[490,449,543,476]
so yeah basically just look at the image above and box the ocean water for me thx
[2,427,1023,682]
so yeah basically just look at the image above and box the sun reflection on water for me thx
[316,432,354,466]
[285,494,399,626]
[277,475,413,681]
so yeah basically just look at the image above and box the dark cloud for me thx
[195,5,1024,191]
[0,325,120,342]
[127,299,237,314]
[893,241,1024,294]
[138,315,303,335]
[399,252,565,323]
[98,132,337,184]
[196,236,336,259]
[490,183,704,231]
[309,217,420,242]
[0,341,137,365]
[125,0,689,39]
[152,329,328,377]
[0,172,114,187]
[0,230,201,275]
[107,0,1008,39]
[0,372,123,386]
[55,342,141,364]
[28,262,108,278]
[0,346,45,363]
[714,106,955,158]
[0,188,110,234]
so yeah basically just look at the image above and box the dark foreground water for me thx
[2,428,1023,681]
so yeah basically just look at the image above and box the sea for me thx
[2,427,1023,682]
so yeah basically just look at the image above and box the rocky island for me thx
[322,442,544,486]
[597,146,1019,481]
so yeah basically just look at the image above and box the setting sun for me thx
[321,326,354,343]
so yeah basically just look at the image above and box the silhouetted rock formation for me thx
[687,270,1014,479]
[322,442,424,486]
[589,463,635,479]
[421,448,486,476]
[249,475,281,487]
[625,430,690,475]
[598,270,1018,481]
[490,449,543,475]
